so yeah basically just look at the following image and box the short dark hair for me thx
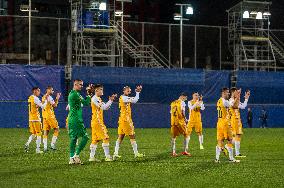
[94,84,103,90]
[230,87,238,93]
[180,92,188,97]
[192,92,198,95]
[32,87,39,92]
[221,87,229,93]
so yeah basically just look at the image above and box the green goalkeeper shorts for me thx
[68,122,88,138]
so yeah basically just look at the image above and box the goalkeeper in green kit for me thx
[68,79,94,165]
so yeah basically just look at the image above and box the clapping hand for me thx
[109,94,117,101]
[135,85,143,92]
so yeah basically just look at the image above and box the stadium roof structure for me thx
[227,0,271,13]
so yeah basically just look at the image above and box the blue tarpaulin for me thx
[0,65,283,128]
[0,65,65,101]
[72,66,230,104]
[237,71,284,104]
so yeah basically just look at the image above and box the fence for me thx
[122,21,284,70]
[1,16,284,69]
[0,15,70,65]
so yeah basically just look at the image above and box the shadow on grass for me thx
[0,162,85,178]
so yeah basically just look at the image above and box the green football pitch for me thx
[0,128,283,187]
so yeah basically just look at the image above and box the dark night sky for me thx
[158,0,284,28]
[13,0,284,29]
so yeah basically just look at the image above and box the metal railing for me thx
[0,15,283,70]
[115,22,173,68]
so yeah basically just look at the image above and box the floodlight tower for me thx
[70,0,117,66]
[20,1,39,65]
[227,0,275,72]
[174,3,193,69]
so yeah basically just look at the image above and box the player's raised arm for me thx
[222,98,231,108]
[34,95,48,108]
[50,93,61,108]
[188,101,198,110]
[92,94,117,110]
[79,84,92,106]
[239,90,250,109]
[199,96,205,110]
[122,85,142,103]
[228,88,240,108]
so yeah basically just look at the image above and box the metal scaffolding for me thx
[70,0,117,67]
[227,0,284,74]
[69,0,172,69]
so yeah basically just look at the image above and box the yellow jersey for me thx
[28,95,41,121]
[229,107,240,120]
[119,95,132,122]
[170,99,186,126]
[42,95,57,119]
[188,100,202,122]
[91,96,104,123]
[229,98,241,120]
[217,98,229,123]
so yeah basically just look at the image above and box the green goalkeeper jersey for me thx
[68,90,91,125]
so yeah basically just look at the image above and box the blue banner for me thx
[237,71,284,104]
[0,65,65,101]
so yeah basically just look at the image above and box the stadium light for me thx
[20,0,39,65]
[0,8,5,15]
[173,14,182,20]
[175,3,194,69]
[186,6,193,15]
[99,2,107,11]
[115,11,123,17]
[20,4,38,12]
[243,11,250,19]
[250,11,257,15]
[256,12,263,19]
[263,12,271,16]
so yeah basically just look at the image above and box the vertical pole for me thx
[80,0,83,66]
[28,0,31,65]
[58,18,61,65]
[180,5,183,69]
[219,27,222,70]
[142,22,144,45]
[194,25,197,69]
[169,24,171,65]
[121,1,124,67]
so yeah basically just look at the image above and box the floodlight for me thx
[256,12,262,19]
[115,11,123,17]
[186,6,193,15]
[99,2,107,10]
[250,11,257,15]
[263,12,271,16]
[243,11,249,18]
[174,13,181,20]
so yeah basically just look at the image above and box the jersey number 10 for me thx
[217,106,222,118]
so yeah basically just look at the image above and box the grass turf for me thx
[0,128,283,188]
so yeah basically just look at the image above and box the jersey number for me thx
[172,106,178,116]
[28,102,31,112]
[217,106,222,118]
